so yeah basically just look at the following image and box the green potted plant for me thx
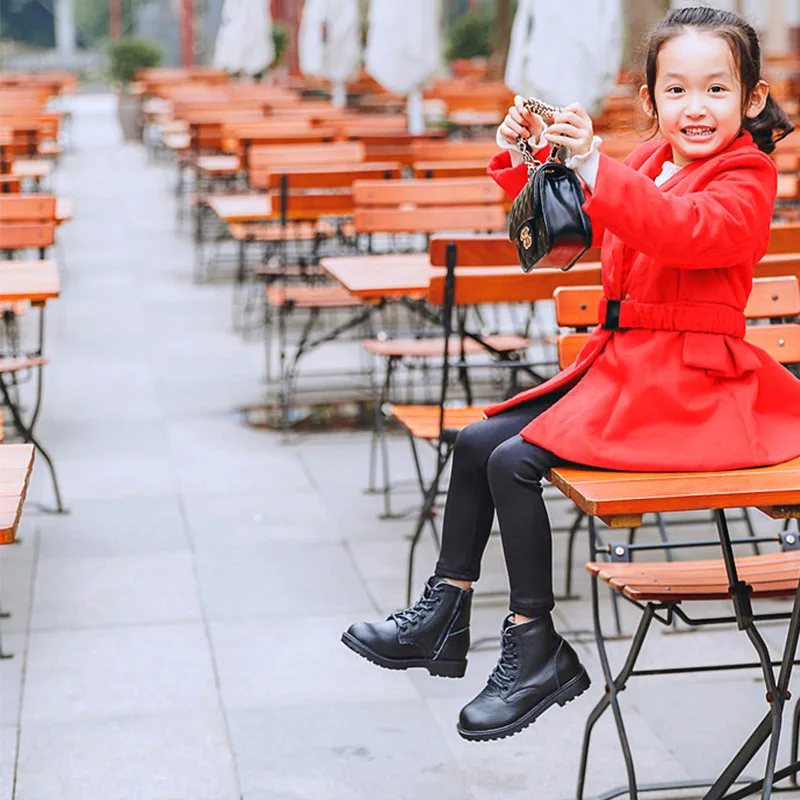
[108,36,163,141]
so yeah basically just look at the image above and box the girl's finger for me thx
[545,123,581,138]
[509,107,526,126]
[553,111,585,129]
[503,118,529,138]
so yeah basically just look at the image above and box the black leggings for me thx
[434,392,570,618]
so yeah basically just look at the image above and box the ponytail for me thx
[742,94,794,155]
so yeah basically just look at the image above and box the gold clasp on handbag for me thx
[516,97,568,175]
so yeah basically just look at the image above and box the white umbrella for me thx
[365,0,441,134]
[213,0,275,77]
[504,0,535,98]
[505,0,623,116]
[299,0,362,107]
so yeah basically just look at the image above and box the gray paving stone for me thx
[15,711,239,800]
[228,701,473,800]
[195,541,374,619]
[182,488,334,549]
[47,454,177,502]
[0,727,15,800]
[0,633,24,726]
[35,418,169,461]
[22,624,218,723]
[31,553,201,629]
[35,495,189,559]
[209,615,418,709]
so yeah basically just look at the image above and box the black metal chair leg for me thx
[0,374,65,513]
[588,517,639,799]
[791,698,800,786]
[563,509,586,598]
[741,507,761,556]
[406,451,451,605]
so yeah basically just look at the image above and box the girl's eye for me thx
[709,85,727,93]
[666,86,684,95]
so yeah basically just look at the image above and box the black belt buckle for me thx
[602,299,622,331]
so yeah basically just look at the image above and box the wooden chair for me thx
[390,236,613,603]
[0,195,56,256]
[0,227,64,512]
[552,455,800,799]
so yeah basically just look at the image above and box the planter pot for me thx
[116,89,143,142]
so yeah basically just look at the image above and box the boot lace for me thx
[390,583,443,631]
[488,628,519,692]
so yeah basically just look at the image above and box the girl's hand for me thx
[544,103,594,156]
[498,95,546,146]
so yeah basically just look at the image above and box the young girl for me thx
[342,6,800,742]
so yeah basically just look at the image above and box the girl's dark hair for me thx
[643,6,794,154]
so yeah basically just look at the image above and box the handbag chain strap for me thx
[516,97,567,176]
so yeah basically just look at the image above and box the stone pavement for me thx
[1,93,800,800]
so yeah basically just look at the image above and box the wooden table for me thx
[0,443,35,544]
[320,253,604,302]
[206,194,272,223]
[55,197,73,225]
[195,155,240,176]
[0,260,60,303]
[11,159,54,184]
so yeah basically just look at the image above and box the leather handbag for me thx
[508,98,593,273]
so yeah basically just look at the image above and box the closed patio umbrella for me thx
[213,0,275,77]
[364,0,441,134]
[505,0,623,116]
[299,0,362,107]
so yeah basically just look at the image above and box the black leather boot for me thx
[341,577,472,678]
[457,614,590,741]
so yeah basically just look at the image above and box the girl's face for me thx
[640,30,768,167]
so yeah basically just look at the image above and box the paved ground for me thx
[1,93,800,800]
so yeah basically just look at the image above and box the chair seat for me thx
[389,404,487,441]
[362,334,529,359]
[0,355,46,373]
[266,285,362,309]
[587,550,800,602]
[254,263,325,279]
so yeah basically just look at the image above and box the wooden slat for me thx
[361,333,529,358]
[355,205,505,234]
[389,404,487,440]
[427,263,604,305]
[744,323,800,363]
[0,443,35,544]
[0,260,60,302]
[255,162,402,192]
[353,177,504,206]
[549,456,800,519]
[413,160,490,179]
[266,285,362,309]
[429,233,603,268]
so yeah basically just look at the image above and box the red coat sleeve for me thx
[583,151,777,268]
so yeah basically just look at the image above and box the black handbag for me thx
[508,98,593,273]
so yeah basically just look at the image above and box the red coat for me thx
[485,131,800,471]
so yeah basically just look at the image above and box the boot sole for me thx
[456,667,591,742]
[340,631,467,678]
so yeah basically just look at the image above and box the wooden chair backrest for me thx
[553,277,800,369]
[411,140,499,162]
[353,177,504,207]
[355,205,507,234]
[0,223,55,249]
[354,178,507,234]
[253,162,402,192]
[247,141,365,170]
[413,160,489,179]
[428,233,602,267]
[0,195,57,222]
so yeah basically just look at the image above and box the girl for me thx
[342,6,800,743]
